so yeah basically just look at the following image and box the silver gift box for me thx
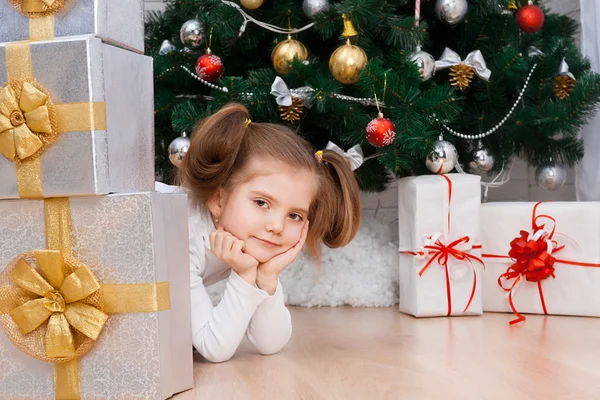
[0,35,154,199]
[0,192,194,399]
[0,0,145,53]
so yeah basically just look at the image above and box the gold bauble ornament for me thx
[271,35,309,75]
[329,14,367,85]
[329,39,368,84]
[240,0,263,9]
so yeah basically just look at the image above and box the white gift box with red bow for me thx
[481,202,600,324]
[398,174,483,317]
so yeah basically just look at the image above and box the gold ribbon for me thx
[2,41,107,199]
[9,251,107,356]
[0,198,171,399]
[0,83,53,162]
[9,0,68,41]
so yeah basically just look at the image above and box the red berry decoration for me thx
[366,113,396,148]
[195,50,224,82]
[515,3,545,33]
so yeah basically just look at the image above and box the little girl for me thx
[158,102,361,363]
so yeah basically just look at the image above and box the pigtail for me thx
[318,150,362,248]
[178,103,250,208]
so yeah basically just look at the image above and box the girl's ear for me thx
[207,188,224,223]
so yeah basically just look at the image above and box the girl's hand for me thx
[209,228,259,284]
[256,220,309,294]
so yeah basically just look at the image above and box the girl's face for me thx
[210,157,317,264]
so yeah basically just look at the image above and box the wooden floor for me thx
[173,306,600,400]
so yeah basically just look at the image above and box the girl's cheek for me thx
[290,225,304,240]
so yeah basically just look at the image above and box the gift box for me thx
[0,0,145,52]
[0,192,194,399]
[398,174,483,317]
[0,36,154,199]
[481,201,600,324]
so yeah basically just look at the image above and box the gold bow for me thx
[0,82,54,162]
[9,250,107,359]
[0,198,171,399]
[9,0,68,41]
[3,41,107,198]
[12,0,65,15]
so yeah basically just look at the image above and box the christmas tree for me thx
[145,0,600,193]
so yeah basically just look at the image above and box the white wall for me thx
[144,0,166,12]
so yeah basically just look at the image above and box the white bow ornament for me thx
[325,141,364,171]
[270,76,314,107]
[435,48,492,82]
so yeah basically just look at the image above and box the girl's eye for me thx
[289,213,303,222]
[254,199,269,209]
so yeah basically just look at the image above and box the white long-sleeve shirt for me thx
[155,182,292,363]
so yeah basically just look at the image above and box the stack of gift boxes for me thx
[0,1,193,399]
[398,174,600,323]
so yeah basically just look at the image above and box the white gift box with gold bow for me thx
[0,35,154,199]
[0,0,145,52]
[0,191,193,399]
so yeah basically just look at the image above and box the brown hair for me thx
[178,102,362,261]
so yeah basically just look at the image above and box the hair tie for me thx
[314,150,323,163]
[244,118,252,128]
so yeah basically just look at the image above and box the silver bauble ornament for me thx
[168,132,191,168]
[410,47,436,81]
[535,161,567,191]
[159,39,176,55]
[180,19,204,49]
[468,144,495,175]
[435,0,468,25]
[426,140,458,174]
[302,0,330,19]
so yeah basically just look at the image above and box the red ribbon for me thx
[400,175,483,316]
[402,236,483,315]
[482,202,600,325]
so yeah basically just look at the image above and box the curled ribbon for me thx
[399,175,484,316]
[325,141,364,171]
[483,202,600,325]
[434,48,492,82]
[402,234,483,315]
[497,206,559,325]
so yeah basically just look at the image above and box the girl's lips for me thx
[255,237,279,247]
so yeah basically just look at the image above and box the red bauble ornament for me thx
[515,4,545,33]
[366,113,396,147]
[195,51,224,82]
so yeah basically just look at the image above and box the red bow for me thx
[506,230,556,283]
[403,236,483,316]
[483,202,600,325]
[399,174,484,316]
